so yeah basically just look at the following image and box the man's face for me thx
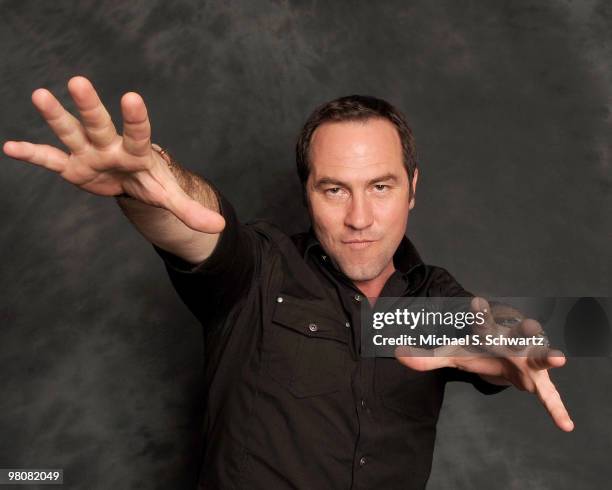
[306,118,418,283]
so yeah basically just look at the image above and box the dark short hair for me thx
[295,94,418,201]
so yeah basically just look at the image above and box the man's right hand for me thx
[3,76,225,235]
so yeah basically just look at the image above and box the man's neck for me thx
[352,261,396,304]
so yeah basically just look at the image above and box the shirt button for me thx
[359,456,368,467]
[345,321,351,328]
[361,399,367,409]
[308,323,318,332]
[354,294,362,302]
[276,296,283,303]
[321,255,327,261]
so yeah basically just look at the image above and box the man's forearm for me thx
[116,149,222,264]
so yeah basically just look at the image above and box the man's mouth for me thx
[342,239,377,250]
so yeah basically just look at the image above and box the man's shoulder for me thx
[241,220,310,257]
[243,219,301,242]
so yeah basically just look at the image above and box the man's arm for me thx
[115,150,222,264]
[3,75,224,263]
[396,296,574,432]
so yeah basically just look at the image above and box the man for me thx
[3,76,573,489]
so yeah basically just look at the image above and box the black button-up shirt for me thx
[154,190,505,490]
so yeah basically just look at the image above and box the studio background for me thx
[1,1,610,489]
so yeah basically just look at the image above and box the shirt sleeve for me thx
[442,368,510,395]
[430,267,510,396]
[152,185,257,329]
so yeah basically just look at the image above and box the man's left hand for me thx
[395,297,575,432]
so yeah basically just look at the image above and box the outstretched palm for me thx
[3,76,224,234]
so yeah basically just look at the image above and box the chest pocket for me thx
[263,295,352,398]
[374,357,445,421]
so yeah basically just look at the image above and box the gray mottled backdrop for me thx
[1,0,610,489]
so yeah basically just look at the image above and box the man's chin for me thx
[338,263,384,283]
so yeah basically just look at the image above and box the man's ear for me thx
[409,167,419,210]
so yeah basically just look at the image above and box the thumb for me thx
[394,346,455,371]
[470,296,494,329]
[165,189,226,234]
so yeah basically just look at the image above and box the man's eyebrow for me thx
[314,173,399,188]
[314,177,348,188]
[366,173,399,185]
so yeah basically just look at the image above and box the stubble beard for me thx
[331,249,392,283]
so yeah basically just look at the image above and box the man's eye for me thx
[325,187,344,196]
[374,184,388,192]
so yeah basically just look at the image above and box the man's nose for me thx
[344,193,373,230]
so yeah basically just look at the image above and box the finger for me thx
[491,303,525,327]
[470,297,497,334]
[471,297,491,318]
[504,318,545,352]
[120,92,151,157]
[3,141,69,173]
[512,318,544,338]
[534,372,574,432]
[527,348,566,370]
[546,349,567,368]
[67,76,118,148]
[31,88,89,153]
[470,297,517,356]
